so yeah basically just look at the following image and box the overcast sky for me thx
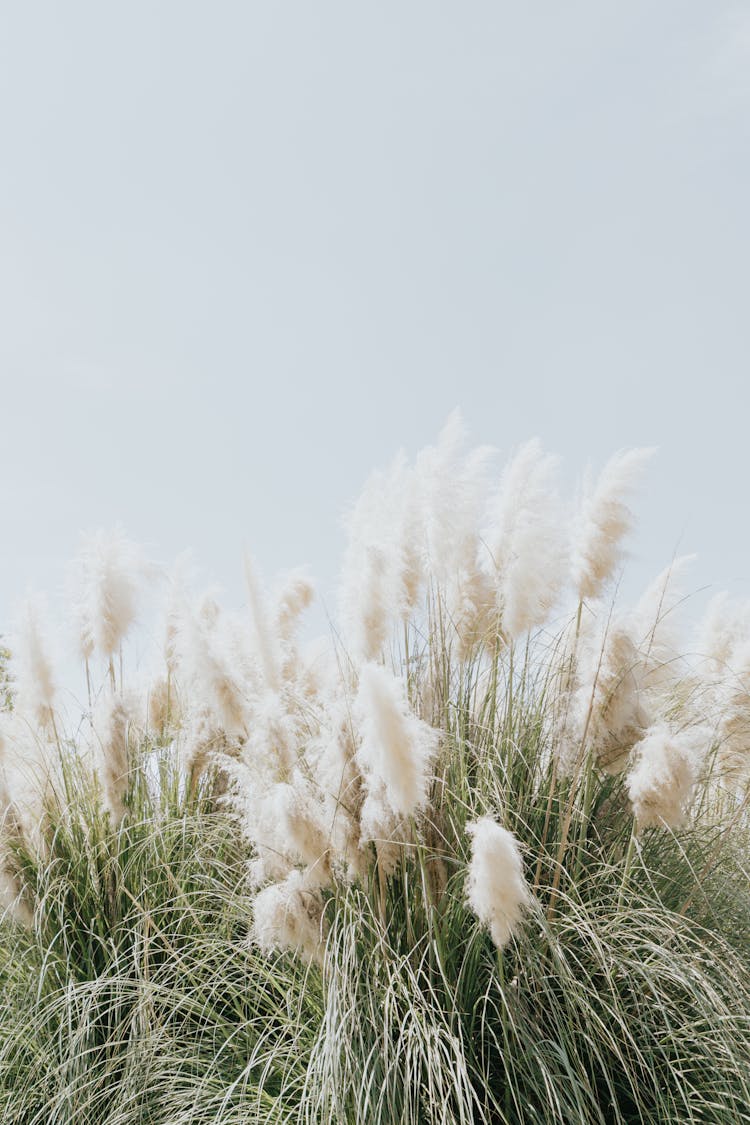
[1,2,749,664]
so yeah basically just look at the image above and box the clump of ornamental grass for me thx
[2,418,750,1123]
[0,742,319,1124]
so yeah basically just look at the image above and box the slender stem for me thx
[377,848,387,929]
[495,948,513,1121]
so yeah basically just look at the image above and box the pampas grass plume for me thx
[252,869,325,963]
[178,595,248,737]
[90,692,132,822]
[466,816,531,950]
[274,568,315,643]
[11,595,57,731]
[70,527,146,661]
[354,662,436,821]
[483,439,565,638]
[243,553,282,691]
[572,448,654,601]
[627,723,698,829]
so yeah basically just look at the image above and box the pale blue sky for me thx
[1,2,749,655]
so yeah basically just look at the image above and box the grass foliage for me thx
[1,632,750,1124]
[0,755,317,1123]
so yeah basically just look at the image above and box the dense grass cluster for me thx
[2,421,750,1123]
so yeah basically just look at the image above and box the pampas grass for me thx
[2,420,750,1123]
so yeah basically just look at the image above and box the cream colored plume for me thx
[696,592,750,679]
[243,553,283,691]
[482,439,566,639]
[178,594,248,737]
[261,775,332,883]
[252,869,326,963]
[147,675,180,739]
[310,692,367,880]
[0,712,56,851]
[89,691,134,822]
[161,551,195,676]
[227,681,324,886]
[273,568,315,644]
[69,527,147,662]
[339,452,423,662]
[416,411,494,650]
[571,621,650,775]
[572,448,654,602]
[466,816,531,950]
[630,556,693,684]
[627,723,699,829]
[11,595,57,732]
[354,662,437,823]
[180,703,222,779]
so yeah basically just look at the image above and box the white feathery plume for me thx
[354,662,437,822]
[296,634,337,703]
[549,605,596,768]
[482,439,566,639]
[570,560,692,776]
[416,410,469,585]
[708,638,750,790]
[244,687,301,779]
[244,554,281,691]
[161,552,195,677]
[338,475,392,663]
[561,565,693,779]
[631,557,692,657]
[232,700,334,883]
[416,413,495,644]
[69,527,147,662]
[466,816,531,950]
[228,685,315,885]
[180,703,222,779]
[147,675,180,739]
[272,567,316,684]
[696,592,750,679]
[310,690,367,879]
[628,556,694,702]
[627,724,699,829]
[178,594,248,737]
[272,775,331,881]
[571,448,654,602]
[252,868,326,963]
[144,558,192,739]
[580,622,650,774]
[0,712,56,851]
[342,544,390,662]
[274,568,315,645]
[89,692,133,821]
[359,786,408,877]
[11,595,57,732]
[339,452,423,661]
[392,460,425,622]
